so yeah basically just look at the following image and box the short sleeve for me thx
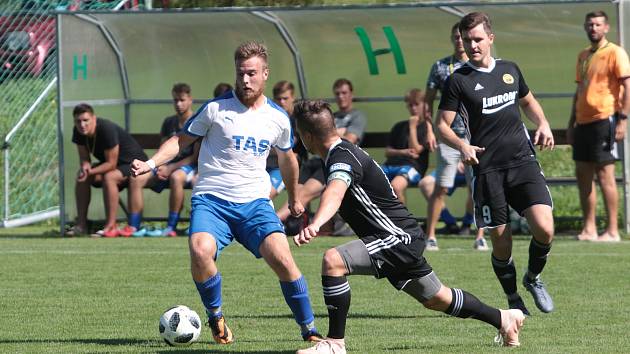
[345,111,367,141]
[184,102,215,137]
[426,62,440,90]
[71,127,83,145]
[438,76,461,112]
[327,148,363,186]
[613,46,630,79]
[274,114,294,151]
[515,64,530,98]
[387,121,404,148]
[160,117,172,138]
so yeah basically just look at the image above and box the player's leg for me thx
[507,162,555,313]
[403,274,524,347]
[101,168,126,234]
[596,162,619,240]
[74,173,95,233]
[122,171,153,236]
[391,175,409,204]
[575,161,598,240]
[164,168,190,236]
[188,194,233,344]
[236,199,320,342]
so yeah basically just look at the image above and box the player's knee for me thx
[321,248,345,275]
[169,170,186,185]
[189,234,217,261]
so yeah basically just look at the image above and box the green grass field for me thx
[1,234,629,353]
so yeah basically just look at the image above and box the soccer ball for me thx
[159,305,202,346]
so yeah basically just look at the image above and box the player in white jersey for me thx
[131,41,322,346]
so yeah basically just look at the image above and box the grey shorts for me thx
[435,140,471,188]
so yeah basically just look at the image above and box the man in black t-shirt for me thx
[123,83,200,237]
[381,89,429,205]
[69,103,147,237]
[292,100,524,354]
[436,12,555,315]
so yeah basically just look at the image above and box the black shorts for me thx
[572,117,620,163]
[344,235,433,290]
[89,162,131,188]
[472,161,553,228]
[298,157,326,185]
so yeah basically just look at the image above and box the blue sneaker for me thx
[146,227,165,237]
[132,227,147,237]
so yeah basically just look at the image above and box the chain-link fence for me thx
[0,0,142,227]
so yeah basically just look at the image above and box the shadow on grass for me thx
[231,312,443,320]
[0,338,296,353]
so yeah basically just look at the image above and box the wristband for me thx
[146,159,156,169]
[617,112,628,120]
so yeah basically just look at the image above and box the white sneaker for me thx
[296,339,346,354]
[473,237,489,251]
[494,309,525,347]
[425,238,439,251]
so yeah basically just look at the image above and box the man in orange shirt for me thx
[568,10,630,242]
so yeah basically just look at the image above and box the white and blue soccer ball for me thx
[159,305,202,346]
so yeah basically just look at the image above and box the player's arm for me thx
[294,178,348,247]
[88,145,119,176]
[422,87,438,151]
[519,92,554,150]
[132,133,196,177]
[615,77,630,140]
[436,109,484,165]
[277,148,305,217]
[342,112,367,144]
[76,144,92,182]
[567,91,578,145]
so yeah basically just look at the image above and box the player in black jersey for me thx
[292,100,525,354]
[436,12,555,316]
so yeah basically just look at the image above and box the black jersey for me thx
[325,139,422,244]
[383,120,429,176]
[438,59,536,174]
[72,118,146,164]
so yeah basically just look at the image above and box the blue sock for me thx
[462,212,475,226]
[280,275,316,333]
[129,212,141,229]
[440,208,457,225]
[167,211,180,229]
[195,272,222,317]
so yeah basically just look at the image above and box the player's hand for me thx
[460,144,485,165]
[289,199,305,218]
[615,119,627,141]
[156,165,170,181]
[534,123,554,150]
[293,224,319,247]
[409,115,420,127]
[131,159,152,177]
[76,166,89,182]
[406,148,420,159]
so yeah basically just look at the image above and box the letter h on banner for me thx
[355,26,406,75]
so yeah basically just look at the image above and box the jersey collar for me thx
[466,57,496,73]
[325,138,343,165]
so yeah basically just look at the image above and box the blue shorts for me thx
[429,169,467,196]
[381,165,421,185]
[189,193,285,259]
[150,164,196,193]
[267,167,285,192]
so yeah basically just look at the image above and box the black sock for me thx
[322,275,351,339]
[491,255,518,296]
[445,288,502,329]
[527,239,551,279]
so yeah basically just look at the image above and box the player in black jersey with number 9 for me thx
[436,12,555,316]
[292,100,525,354]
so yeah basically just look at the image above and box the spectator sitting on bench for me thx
[381,88,430,205]
[121,83,200,237]
[67,103,147,237]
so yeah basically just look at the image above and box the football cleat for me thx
[523,275,554,313]
[495,309,524,347]
[473,237,489,251]
[425,238,439,251]
[296,339,346,354]
[507,295,530,316]
[302,329,324,343]
[118,225,136,238]
[207,314,233,344]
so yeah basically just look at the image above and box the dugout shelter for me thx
[54,0,630,234]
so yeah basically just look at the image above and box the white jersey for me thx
[184,90,293,202]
